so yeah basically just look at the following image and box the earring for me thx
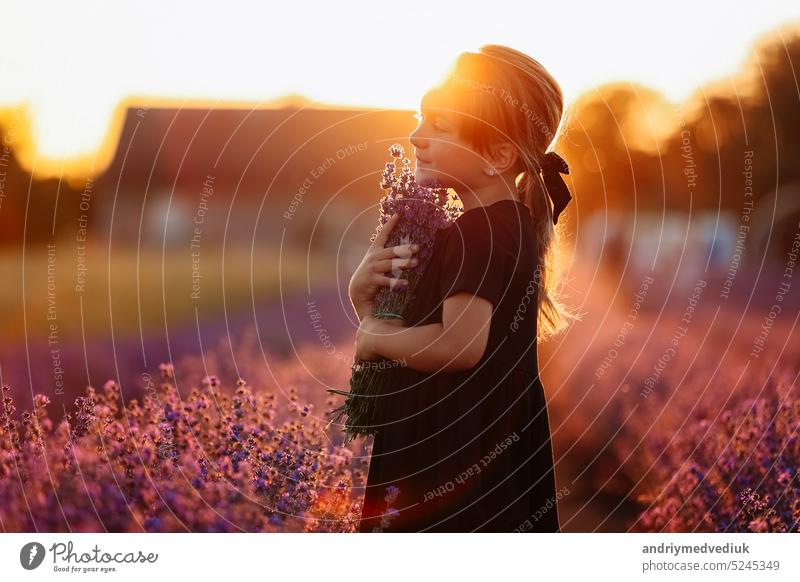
[486,168,496,176]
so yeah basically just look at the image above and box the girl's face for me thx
[409,91,489,194]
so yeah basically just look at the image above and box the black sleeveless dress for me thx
[358,199,561,533]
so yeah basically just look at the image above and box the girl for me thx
[348,45,580,532]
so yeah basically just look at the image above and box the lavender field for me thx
[2,257,797,533]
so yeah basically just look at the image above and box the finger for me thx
[375,275,409,289]
[373,244,418,261]
[371,213,400,248]
[391,243,419,258]
[374,257,418,274]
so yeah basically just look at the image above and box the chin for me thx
[415,167,444,188]
[418,173,458,193]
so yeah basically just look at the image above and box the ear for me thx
[485,141,519,174]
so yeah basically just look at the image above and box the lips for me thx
[415,154,431,164]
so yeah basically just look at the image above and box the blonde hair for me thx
[433,44,581,339]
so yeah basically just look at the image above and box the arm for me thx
[357,292,493,374]
[350,298,374,323]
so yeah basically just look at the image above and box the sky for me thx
[1,0,799,169]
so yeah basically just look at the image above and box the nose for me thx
[410,139,427,166]
[409,122,425,149]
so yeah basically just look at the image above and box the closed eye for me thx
[413,112,443,131]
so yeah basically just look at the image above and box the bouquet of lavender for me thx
[327,143,459,444]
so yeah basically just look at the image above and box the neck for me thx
[457,173,519,212]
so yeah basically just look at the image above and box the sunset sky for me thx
[1,0,798,173]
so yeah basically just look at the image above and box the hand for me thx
[378,315,407,328]
[355,315,407,361]
[348,213,420,320]
[355,317,379,362]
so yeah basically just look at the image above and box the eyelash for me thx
[414,112,442,131]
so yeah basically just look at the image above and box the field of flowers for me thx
[1,273,798,532]
[0,336,370,533]
[612,321,800,533]
[542,274,800,532]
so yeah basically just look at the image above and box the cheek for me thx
[415,138,484,185]
[434,142,475,171]
[443,146,485,180]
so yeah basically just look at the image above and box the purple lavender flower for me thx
[328,143,460,443]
